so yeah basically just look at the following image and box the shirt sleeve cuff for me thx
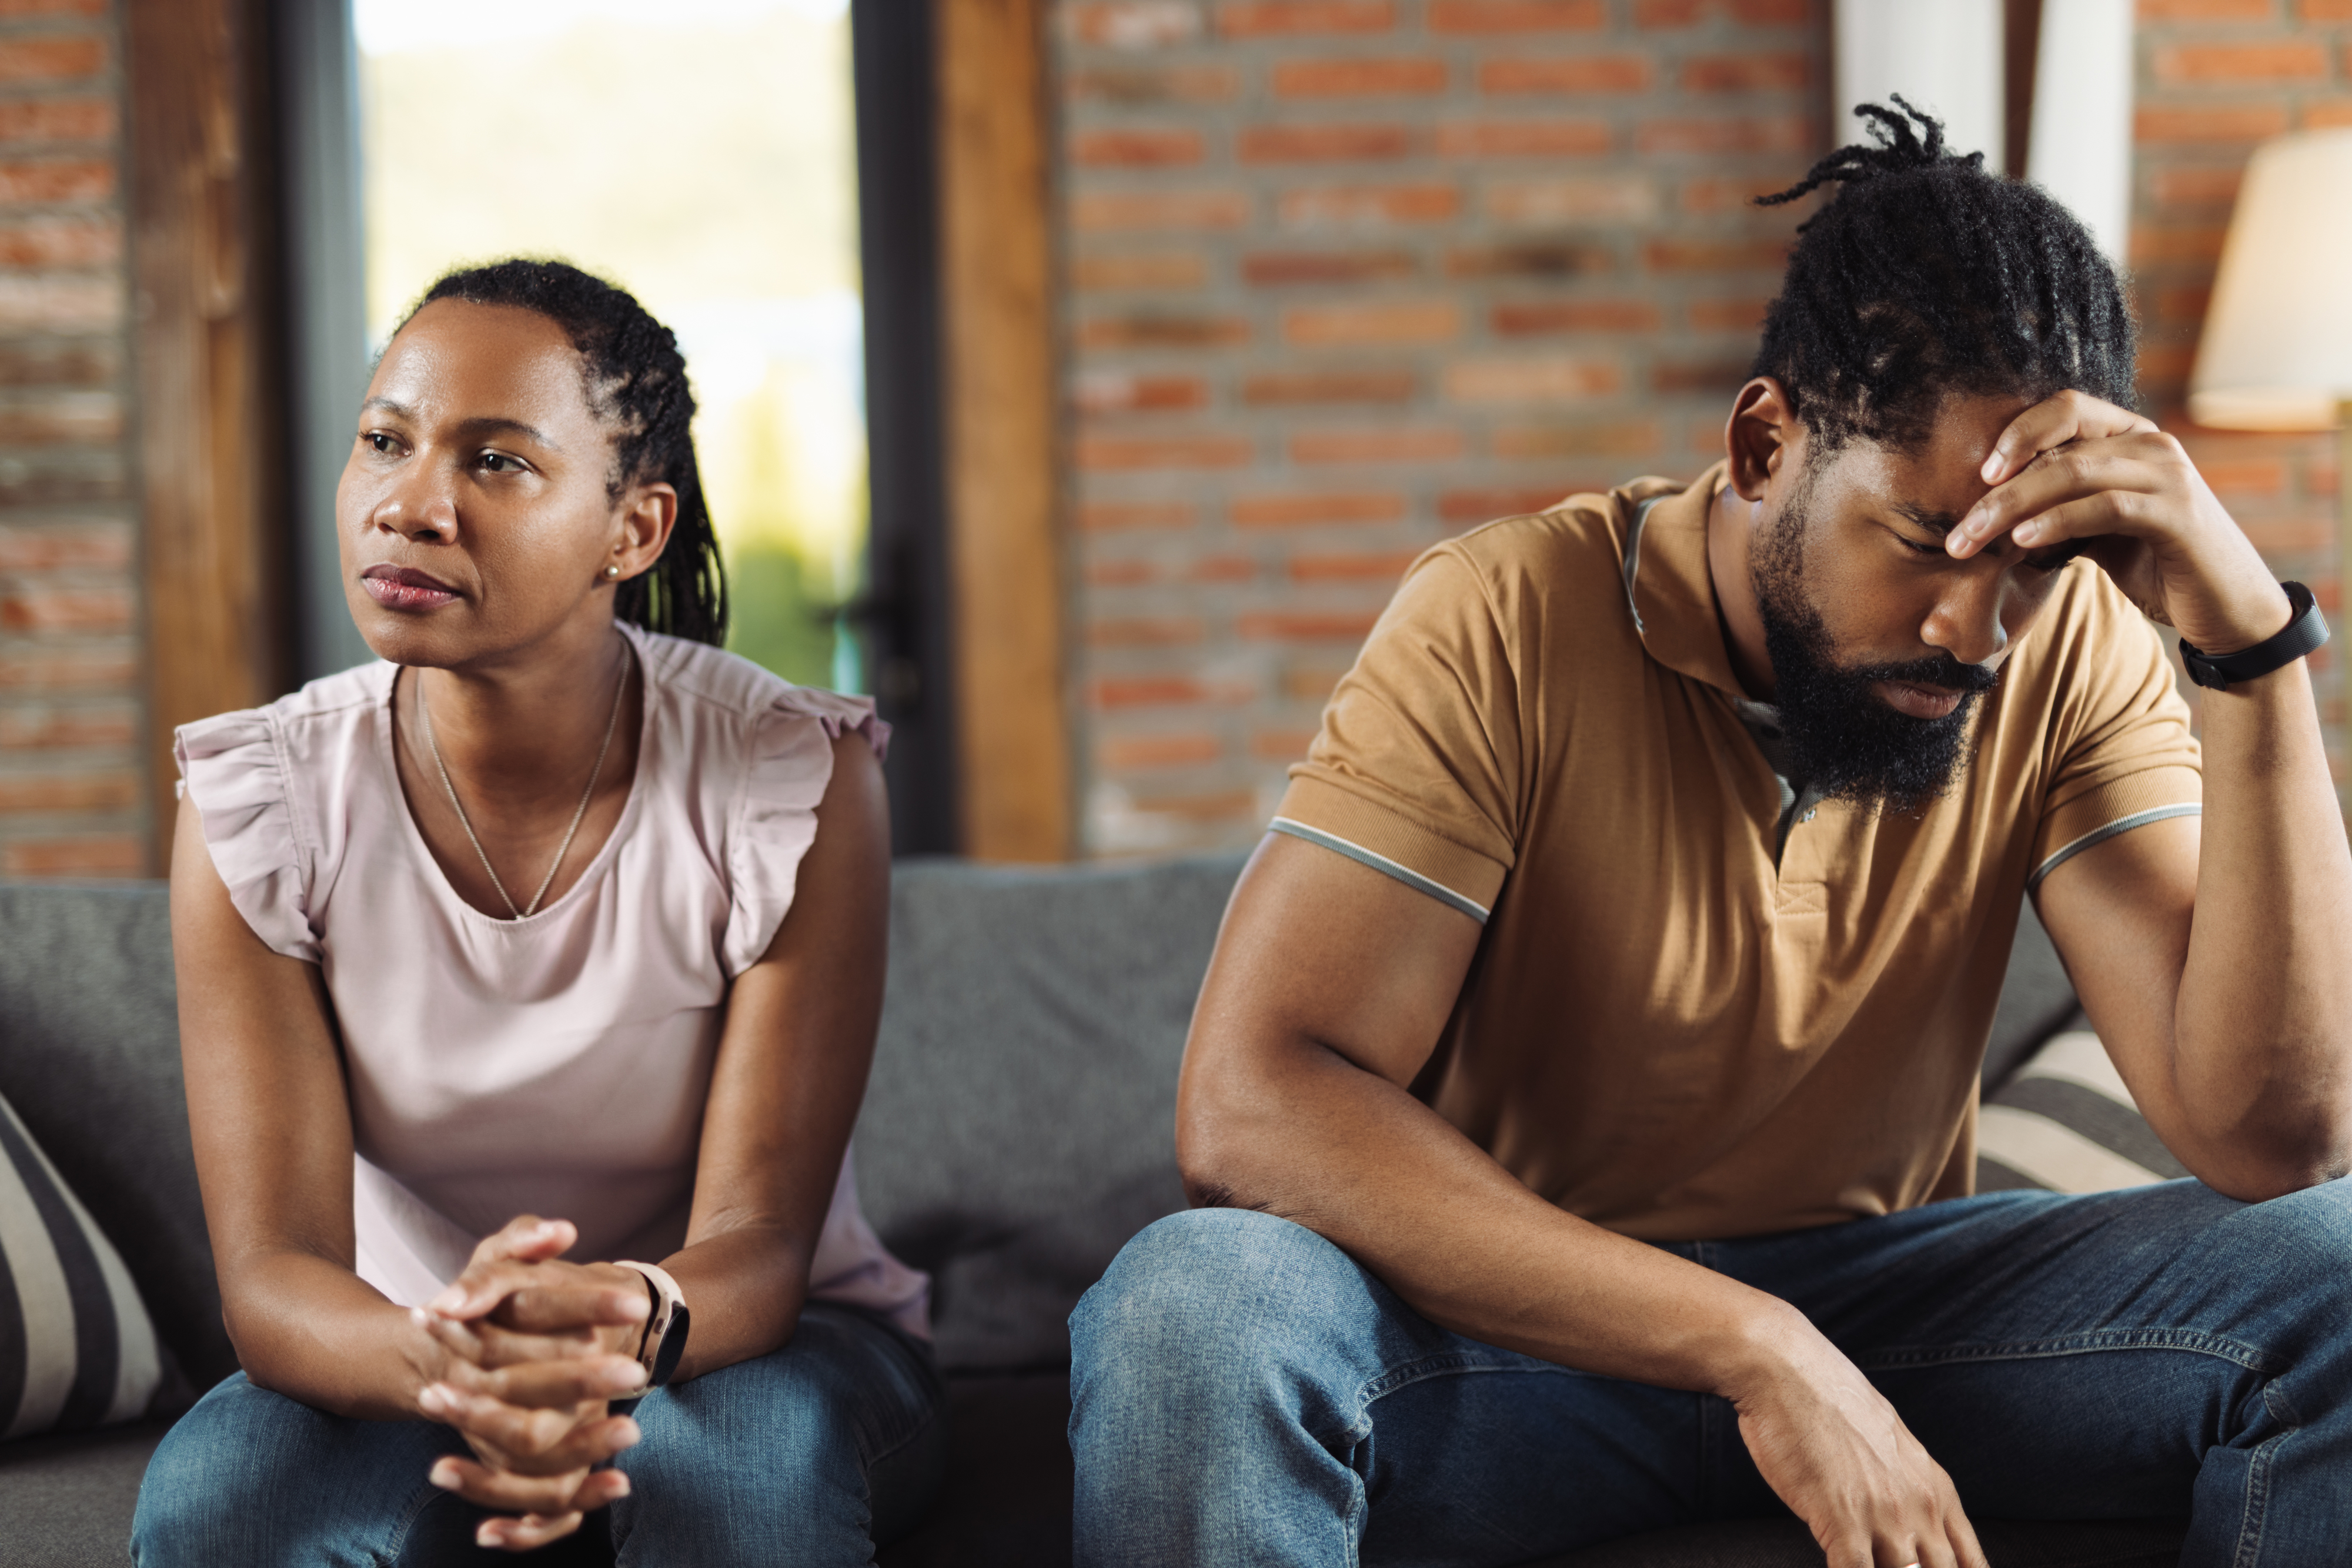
[2029,765,2203,891]
[1271,774,1509,920]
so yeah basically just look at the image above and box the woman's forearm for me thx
[658,1224,810,1383]
[221,1248,437,1420]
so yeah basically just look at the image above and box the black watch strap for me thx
[2177,581,2328,692]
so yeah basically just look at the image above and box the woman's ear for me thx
[1723,378,1798,503]
[607,482,680,582]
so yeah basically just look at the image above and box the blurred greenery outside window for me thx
[356,0,867,693]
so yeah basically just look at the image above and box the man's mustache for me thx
[1846,652,2002,697]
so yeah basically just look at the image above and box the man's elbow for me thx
[2187,1108,2352,1203]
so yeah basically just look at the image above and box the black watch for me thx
[2177,581,2329,692]
[616,1261,691,1388]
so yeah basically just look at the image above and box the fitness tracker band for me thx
[2177,580,2330,692]
[614,1261,690,1389]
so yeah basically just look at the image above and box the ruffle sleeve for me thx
[174,710,320,964]
[721,688,891,977]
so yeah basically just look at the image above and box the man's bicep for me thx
[1188,830,1485,1092]
[2030,811,2199,1120]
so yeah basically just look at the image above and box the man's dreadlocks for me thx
[1750,96,2137,454]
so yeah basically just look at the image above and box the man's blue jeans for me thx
[1070,1181,2352,1567]
[130,1303,944,1566]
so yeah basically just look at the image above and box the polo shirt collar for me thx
[1622,462,1745,698]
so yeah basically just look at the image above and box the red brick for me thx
[2136,0,2272,16]
[1486,174,1656,221]
[1067,1,1202,45]
[1729,0,1812,22]
[1439,485,1578,522]
[1190,554,1258,581]
[1652,357,1753,393]
[1094,676,1210,708]
[1242,248,1417,283]
[1689,297,1772,332]
[1274,57,1448,96]
[1446,240,1612,278]
[0,702,133,748]
[1491,419,1663,457]
[1282,665,1351,700]
[0,770,137,811]
[1231,490,1408,525]
[1077,433,1256,469]
[1067,65,1241,102]
[0,36,105,84]
[1090,617,1207,646]
[1290,426,1465,462]
[1493,299,1663,334]
[1085,557,1158,586]
[1073,128,1206,167]
[0,339,115,385]
[1077,312,1252,347]
[1446,356,1621,402]
[0,521,129,570]
[1239,610,1385,640]
[2151,285,2213,327]
[2305,101,2352,129]
[0,1,108,14]
[1636,0,1705,19]
[1283,299,1460,344]
[2306,0,2352,18]
[0,97,111,145]
[1279,182,1459,225]
[2196,456,2289,495]
[2129,224,2229,266]
[1,833,142,878]
[2147,166,2243,208]
[2153,41,2327,83]
[1074,371,1211,414]
[1683,53,1810,92]
[1478,55,1653,93]
[1680,175,1808,213]
[1250,729,1321,761]
[1127,788,1258,821]
[2135,105,2290,143]
[1244,369,1417,403]
[1645,238,1791,272]
[1071,190,1251,231]
[2242,517,2336,553]
[0,157,111,203]
[1217,0,1394,35]
[0,644,132,690]
[0,581,129,632]
[1439,119,1615,158]
[1289,549,1422,581]
[1070,252,1210,290]
[1240,123,1414,162]
[1100,733,1223,769]
[1081,500,1197,530]
[0,391,118,444]
[1429,0,1606,31]
[1638,114,1810,155]
[0,213,117,268]
[0,272,119,330]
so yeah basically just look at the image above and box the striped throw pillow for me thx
[1,1088,164,1440]
[1977,1029,2189,1194]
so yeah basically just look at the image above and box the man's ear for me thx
[1723,378,1798,503]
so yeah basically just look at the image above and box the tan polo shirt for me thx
[1273,464,2202,1241]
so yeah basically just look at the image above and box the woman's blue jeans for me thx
[1070,1181,2352,1567]
[130,1302,944,1567]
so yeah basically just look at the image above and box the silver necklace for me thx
[414,647,630,920]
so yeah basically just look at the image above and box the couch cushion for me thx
[1979,1028,2186,1194]
[0,1417,167,1568]
[1,1090,165,1439]
[1984,901,2077,1094]
[853,853,1247,1372]
[0,884,229,1390]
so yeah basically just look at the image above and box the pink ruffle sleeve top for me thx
[173,621,930,1338]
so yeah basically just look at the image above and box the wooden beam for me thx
[125,0,285,870]
[935,0,1072,861]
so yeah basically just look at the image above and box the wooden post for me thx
[125,0,285,868]
[935,0,1073,862]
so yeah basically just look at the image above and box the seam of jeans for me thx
[1357,1349,1578,1406]
[383,1474,451,1566]
[2229,1383,2297,1568]
[1850,1326,2285,1377]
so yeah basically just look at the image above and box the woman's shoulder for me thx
[630,626,886,752]
[177,660,392,757]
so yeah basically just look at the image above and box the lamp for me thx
[2189,128,2352,595]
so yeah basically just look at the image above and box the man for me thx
[1070,103,2352,1568]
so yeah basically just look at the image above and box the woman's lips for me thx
[1873,679,1965,721]
[360,566,460,611]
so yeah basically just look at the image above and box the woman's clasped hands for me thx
[404,1215,656,1551]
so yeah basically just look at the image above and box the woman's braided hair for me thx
[1750,96,2137,454]
[409,259,728,645]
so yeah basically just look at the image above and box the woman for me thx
[131,260,939,1564]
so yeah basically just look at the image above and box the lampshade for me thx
[2188,129,2352,431]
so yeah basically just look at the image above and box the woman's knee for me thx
[132,1375,369,1564]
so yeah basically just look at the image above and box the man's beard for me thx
[1750,485,1999,816]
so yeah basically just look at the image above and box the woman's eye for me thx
[364,432,398,455]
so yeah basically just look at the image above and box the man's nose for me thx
[1921,567,2009,668]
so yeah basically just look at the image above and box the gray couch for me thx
[0,857,2186,1567]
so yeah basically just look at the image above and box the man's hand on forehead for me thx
[1941,389,2289,654]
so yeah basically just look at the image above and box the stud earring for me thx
[603,564,622,580]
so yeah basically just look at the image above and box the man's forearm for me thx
[2177,658,2352,1189]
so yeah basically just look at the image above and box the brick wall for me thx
[1060,0,1829,854]
[0,0,140,878]
[2131,0,2351,803]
